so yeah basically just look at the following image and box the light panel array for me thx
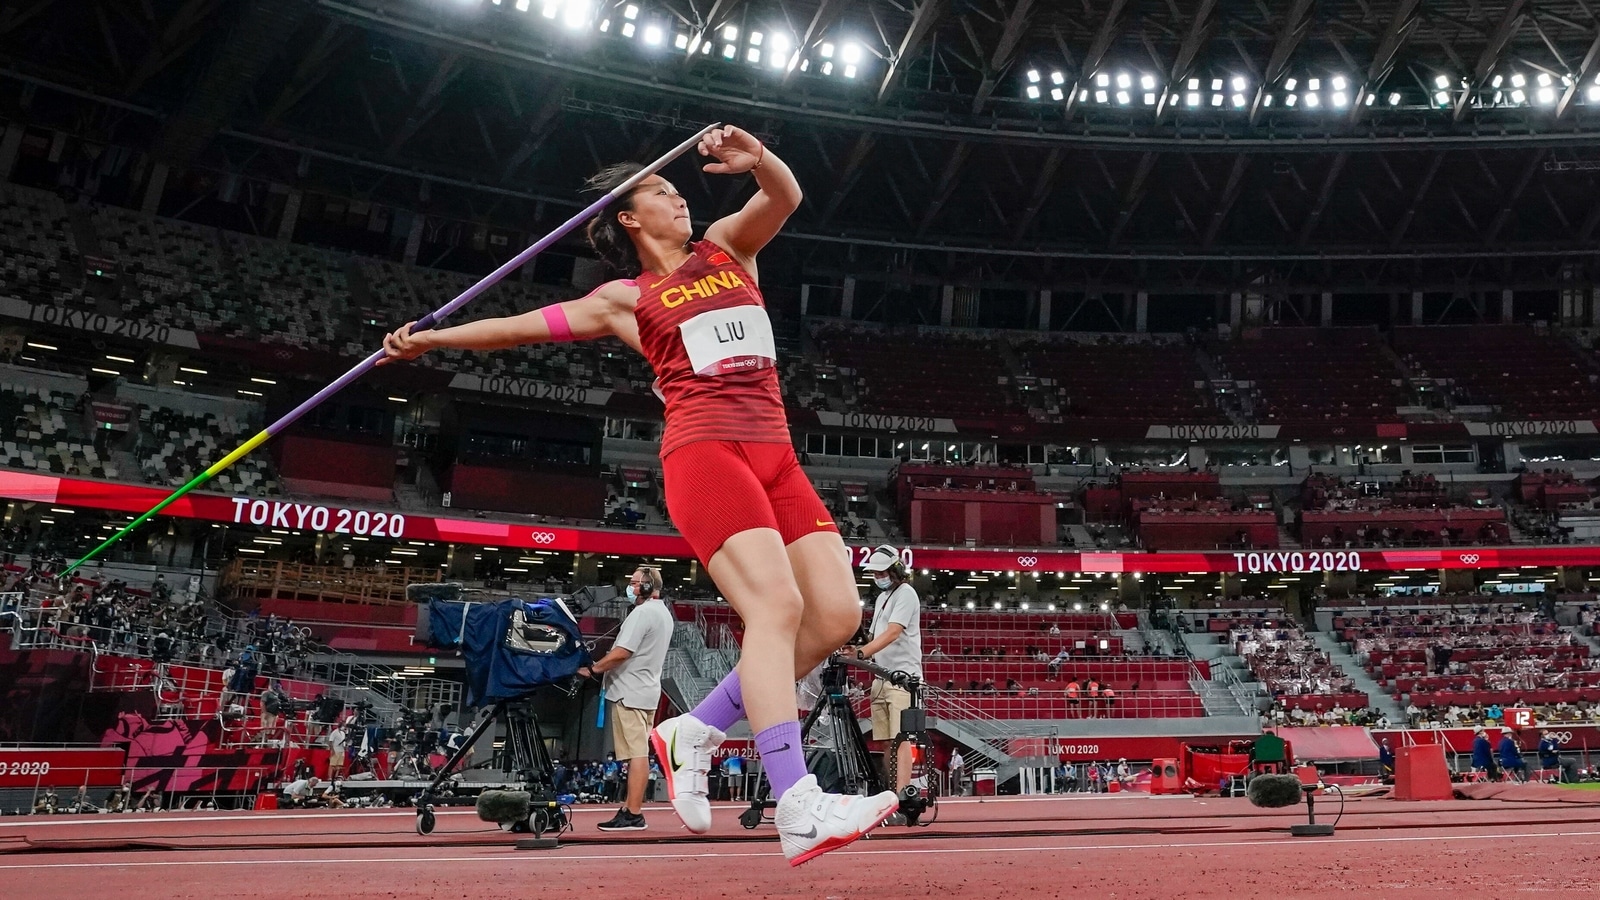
[481,0,860,80]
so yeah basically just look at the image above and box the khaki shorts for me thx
[870,679,911,741]
[609,702,654,760]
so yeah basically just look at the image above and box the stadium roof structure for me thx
[6,0,1600,295]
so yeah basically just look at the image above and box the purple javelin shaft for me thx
[262,122,721,439]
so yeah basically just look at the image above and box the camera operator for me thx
[854,545,923,801]
[579,565,673,831]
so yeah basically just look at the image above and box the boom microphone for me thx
[476,789,532,824]
[1245,774,1305,809]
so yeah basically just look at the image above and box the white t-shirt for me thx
[604,598,674,709]
[327,728,348,754]
[869,582,922,679]
[284,779,314,799]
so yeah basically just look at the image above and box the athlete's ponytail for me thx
[583,162,645,277]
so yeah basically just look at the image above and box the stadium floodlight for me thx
[821,60,832,74]
[598,17,610,31]
[1332,91,1348,108]
[723,24,738,40]
[1140,73,1155,90]
[1537,86,1555,104]
[1284,77,1297,90]
[843,64,857,78]
[644,24,662,44]
[1285,93,1298,106]
[514,0,529,11]
[1231,93,1245,108]
[1231,75,1246,91]
[1097,72,1110,87]
[1188,77,1200,90]
[841,42,861,64]
[746,47,760,63]
[1434,90,1449,105]
[1094,89,1108,103]
[541,1,559,18]
[675,32,689,49]
[1185,91,1200,106]
[1388,91,1401,105]
[1051,70,1065,85]
[1051,88,1065,101]
[1332,76,1347,91]
[1026,84,1041,99]
[1511,73,1526,87]
[1308,77,1321,91]
[623,3,637,18]
[1116,72,1131,89]
[1304,92,1319,107]
[768,33,789,67]
[1434,74,1449,89]
[1027,68,1040,83]
[1589,85,1600,102]
[1491,74,1503,88]
[1537,72,1552,87]
[749,30,762,46]
[622,22,635,37]
[561,0,588,28]
[1263,93,1274,106]
[1211,78,1223,91]
[819,41,834,58]
[1143,92,1156,105]
[1510,88,1526,103]
[1211,92,1223,106]
[1079,89,1089,101]
[1115,89,1129,104]
[723,43,736,59]
[1365,92,1375,106]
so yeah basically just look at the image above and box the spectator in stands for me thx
[1498,731,1528,782]
[1485,703,1504,725]
[580,566,673,832]
[856,546,923,803]
[1065,678,1081,714]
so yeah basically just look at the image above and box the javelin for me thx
[61,123,722,576]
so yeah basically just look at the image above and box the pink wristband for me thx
[540,303,575,342]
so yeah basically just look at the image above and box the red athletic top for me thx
[634,240,790,458]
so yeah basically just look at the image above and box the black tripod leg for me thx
[419,702,501,807]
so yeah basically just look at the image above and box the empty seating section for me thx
[1014,335,1219,426]
[0,184,80,309]
[1300,474,1509,547]
[0,381,105,477]
[809,322,1017,418]
[92,206,230,334]
[1333,604,1600,711]
[1231,622,1367,711]
[1214,327,1405,424]
[1396,325,1600,419]
[134,406,276,495]
[227,234,347,349]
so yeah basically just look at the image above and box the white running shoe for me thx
[774,774,899,867]
[649,714,725,834]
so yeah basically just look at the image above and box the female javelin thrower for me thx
[380,125,897,865]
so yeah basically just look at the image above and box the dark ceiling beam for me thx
[93,3,125,77]
[1453,0,1529,123]
[0,0,62,37]
[124,0,222,95]
[1156,0,1219,119]
[916,141,974,236]
[1298,152,1348,245]
[498,87,566,183]
[1062,0,1131,116]
[385,51,465,158]
[262,19,349,125]
[877,0,947,103]
[1483,150,1545,243]
[969,0,1037,114]
[1249,0,1316,125]
[1390,150,1447,246]
[1107,151,1159,246]
[781,0,844,84]
[1557,29,1600,118]
[1351,0,1423,123]
[1008,147,1065,241]
[817,131,877,226]
[1202,153,1250,248]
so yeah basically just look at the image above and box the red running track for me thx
[4,795,1600,899]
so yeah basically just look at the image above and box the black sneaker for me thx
[597,808,647,831]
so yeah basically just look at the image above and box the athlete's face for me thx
[619,176,692,243]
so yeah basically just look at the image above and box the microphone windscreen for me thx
[408,582,464,604]
[476,789,532,824]
[1245,774,1305,809]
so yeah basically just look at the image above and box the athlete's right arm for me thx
[378,280,638,364]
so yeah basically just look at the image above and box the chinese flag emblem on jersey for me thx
[708,250,732,266]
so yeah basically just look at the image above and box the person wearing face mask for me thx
[855,545,923,799]
[580,566,674,831]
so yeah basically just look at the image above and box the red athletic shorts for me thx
[662,440,836,564]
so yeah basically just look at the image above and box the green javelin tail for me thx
[61,429,271,577]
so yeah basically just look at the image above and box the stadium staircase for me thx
[1310,630,1406,721]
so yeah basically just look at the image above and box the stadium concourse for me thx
[11,0,1600,895]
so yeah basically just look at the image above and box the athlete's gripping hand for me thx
[378,321,430,366]
[698,124,762,175]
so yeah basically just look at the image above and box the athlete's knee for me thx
[815,599,860,648]
[740,585,805,636]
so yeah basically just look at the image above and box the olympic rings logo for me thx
[1018,556,1038,567]
[1546,731,1573,744]
[530,531,558,545]
[1459,554,1481,564]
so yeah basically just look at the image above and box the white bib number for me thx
[679,306,777,376]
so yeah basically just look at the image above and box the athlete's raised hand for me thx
[378,321,430,365]
[698,125,763,175]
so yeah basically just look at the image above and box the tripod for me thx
[414,697,569,837]
[738,654,937,829]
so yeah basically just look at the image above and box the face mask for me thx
[626,585,638,601]
[873,575,892,591]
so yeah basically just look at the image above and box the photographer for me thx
[579,566,673,831]
[854,545,923,801]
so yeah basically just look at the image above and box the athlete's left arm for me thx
[700,125,802,272]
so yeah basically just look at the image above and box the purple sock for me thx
[755,721,808,799]
[689,671,744,732]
